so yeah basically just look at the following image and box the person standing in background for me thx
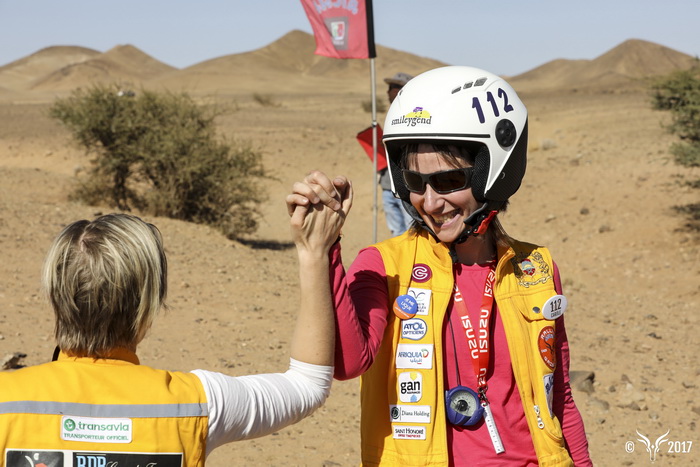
[380,72,414,236]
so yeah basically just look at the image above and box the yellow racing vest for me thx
[360,230,573,466]
[0,349,208,466]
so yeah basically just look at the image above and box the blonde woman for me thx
[0,205,350,465]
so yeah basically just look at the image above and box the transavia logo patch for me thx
[61,416,133,443]
[511,251,552,288]
[391,107,432,127]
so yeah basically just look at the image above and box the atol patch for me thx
[411,264,432,283]
[538,326,556,370]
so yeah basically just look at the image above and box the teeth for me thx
[432,212,457,224]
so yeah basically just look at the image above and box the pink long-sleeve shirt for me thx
[329,243,592,466]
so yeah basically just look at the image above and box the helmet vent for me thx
[464,82,473,89]
[451,86,462,94]
[475,77,488,86]
[495,119,517,147]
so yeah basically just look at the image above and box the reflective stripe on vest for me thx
[0,400,207,418]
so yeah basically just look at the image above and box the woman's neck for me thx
[451,232,496,265]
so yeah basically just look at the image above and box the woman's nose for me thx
[420,184,444,212]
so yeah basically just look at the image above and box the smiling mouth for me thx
[431,210,459,225]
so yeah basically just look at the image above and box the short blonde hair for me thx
[42,213,167,357]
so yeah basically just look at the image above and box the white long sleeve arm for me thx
[192,358,333,456]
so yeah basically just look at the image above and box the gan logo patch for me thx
[398,371,423,403]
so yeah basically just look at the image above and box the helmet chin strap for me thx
[448,202,499,263]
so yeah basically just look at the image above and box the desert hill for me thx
[154,30,447,94]
[0,45,100,91]
[0,32,696,98]
[510,38,698,93]
[31,45,177,92]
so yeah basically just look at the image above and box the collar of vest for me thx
[58,348,140,365]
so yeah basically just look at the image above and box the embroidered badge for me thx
[511,251,552,288]
[538,326,556,370]
[411,264,432,283]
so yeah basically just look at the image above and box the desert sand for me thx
[0,31,698,466]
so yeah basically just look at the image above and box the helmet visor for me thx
[402,168,473,194]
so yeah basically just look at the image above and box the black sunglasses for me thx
[402,168,473,194]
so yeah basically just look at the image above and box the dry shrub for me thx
[50,84,268,238]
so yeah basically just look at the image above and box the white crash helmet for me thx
[383,66,528,237]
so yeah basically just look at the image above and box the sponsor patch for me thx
[61,416,132,444]
[401,318,427,340]
[407,288,431,316]
[390,405,431,423]
[398,372,423,403]
[411,264,432,283]
[393,425,427,440]
[537,326,556,370]
[396,343,433,369]
[5,450,182,467]
[391,108,433,127]
[543,373,554,416]
[5,450,63,467]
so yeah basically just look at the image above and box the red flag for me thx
[356,125,387,171]
[300,0,376,59]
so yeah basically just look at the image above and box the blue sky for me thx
[1,0,698,77]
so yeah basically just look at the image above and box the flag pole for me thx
[370,57,378,243]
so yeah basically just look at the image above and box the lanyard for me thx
[452,265,496,401]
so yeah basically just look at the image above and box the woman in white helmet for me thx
[287,66,591,466]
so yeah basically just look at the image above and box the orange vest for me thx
[0,349,208,466]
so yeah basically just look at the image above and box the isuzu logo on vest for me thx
[395,344,433,369]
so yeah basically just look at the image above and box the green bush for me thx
[651,67,700,167]
[50,84,268,238]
